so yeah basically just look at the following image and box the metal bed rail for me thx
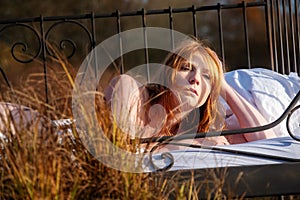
[0,0,299,104]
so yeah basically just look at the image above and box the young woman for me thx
[104,38,276,145]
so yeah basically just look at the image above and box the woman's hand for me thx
[155,135,229,152]
[195,136,230,146]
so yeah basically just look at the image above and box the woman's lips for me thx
[188,88,198,96]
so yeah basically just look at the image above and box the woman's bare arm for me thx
[104,74,146,137]
[222,80,276,142]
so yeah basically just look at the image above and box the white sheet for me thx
[224,68,300,137]
[143,136,300,172]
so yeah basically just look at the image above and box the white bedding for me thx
[143,68,300,172]
[143,136,300,172]
[224,68,300,137]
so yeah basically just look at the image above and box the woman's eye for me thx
[202,73,211,80]
[180,64,191,71]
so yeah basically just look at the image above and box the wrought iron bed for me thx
[0,0,300,198]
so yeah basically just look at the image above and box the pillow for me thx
[224,68,300,137]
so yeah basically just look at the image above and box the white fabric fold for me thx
[224,68,300,137]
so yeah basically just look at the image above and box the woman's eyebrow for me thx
[201,68,210,73]
[181,61,194,69]
[192,64,210,73]
[182,61,210,73]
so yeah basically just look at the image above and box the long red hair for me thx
[147,38,225,136]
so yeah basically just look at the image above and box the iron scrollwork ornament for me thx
[0,23,42,63]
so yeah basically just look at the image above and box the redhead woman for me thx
[104,38,276,146]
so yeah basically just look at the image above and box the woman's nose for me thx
[189,71,200,85]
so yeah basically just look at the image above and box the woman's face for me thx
[170,52,212,111]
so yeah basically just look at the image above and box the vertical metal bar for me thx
[265,0,275,71]
[288,0,297,73]
[242,1,251,68]
[277,0,285,74]
[91,12,96,49]
[271,0,279,72]
[295,0,300,74]
[283,0,291,74]
[142,8,150,82]
[192,5,198,38]
[217,3,225,68]
[90,12,98,77]
[40,15,49,105]
[169,6,175,49]
[116,10,124,74]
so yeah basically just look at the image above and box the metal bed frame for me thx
[0,0,299,198]
[148,90,300,198]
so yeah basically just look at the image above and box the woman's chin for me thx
[181,100,201,111]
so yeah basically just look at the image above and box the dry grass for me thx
[0,45,250,200]
[0,119,156,199]
[0,54,159,199]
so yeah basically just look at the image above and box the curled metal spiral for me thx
[0,23,42,63]
[148,142,174,172]
[45,20,93,59]
[59,39,77,59]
